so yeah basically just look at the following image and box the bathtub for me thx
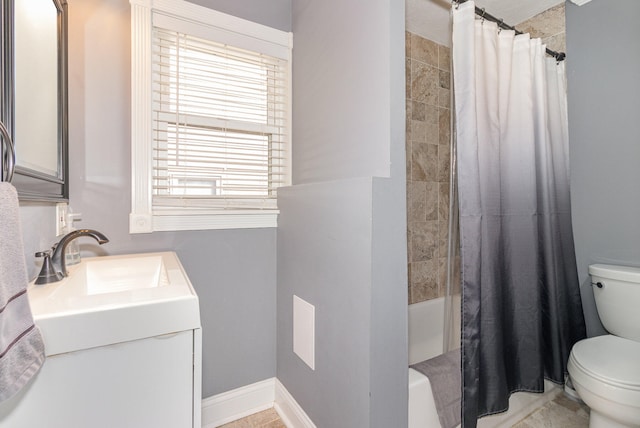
[408,297,562,428]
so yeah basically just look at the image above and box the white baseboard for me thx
[201,377,315,428]
[201,378,275,428]
[274,379,316,428]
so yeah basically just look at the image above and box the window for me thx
[130,0,292,233]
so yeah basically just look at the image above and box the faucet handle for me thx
[35,250,64,285]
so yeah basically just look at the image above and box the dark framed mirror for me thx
[1,0,68,201]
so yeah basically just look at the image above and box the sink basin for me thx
[64,255,169,296]
[28,252,200,356]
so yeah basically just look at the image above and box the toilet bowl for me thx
[568,335,640,427]
[568,264,640,428]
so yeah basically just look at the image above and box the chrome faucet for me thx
[35,229,109,284]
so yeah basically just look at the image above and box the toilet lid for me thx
[571,335,640,390]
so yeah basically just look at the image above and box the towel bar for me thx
[0,120,15,183]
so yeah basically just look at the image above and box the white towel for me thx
[0,183,45,403]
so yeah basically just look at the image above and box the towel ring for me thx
[0,120,16,183]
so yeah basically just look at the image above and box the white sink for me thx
[62,255,169,296]
[28,252,200,356]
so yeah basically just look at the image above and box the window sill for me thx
[129,211,278,233]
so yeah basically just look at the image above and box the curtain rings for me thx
[480,7,486,22]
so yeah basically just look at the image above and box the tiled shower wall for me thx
[405,4,565,305]
[406,32,452,305]
[519,3,566,54]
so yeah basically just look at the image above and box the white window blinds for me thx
[151,27,289,211]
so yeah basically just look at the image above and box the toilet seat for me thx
[569,335,640,407]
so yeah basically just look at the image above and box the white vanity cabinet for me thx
[0,329,202,428]
[0,252,202,428]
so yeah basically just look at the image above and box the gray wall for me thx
[566,1,640,336]
[277,179,377,427]
[20,203,58,281]
[187,0,291,32]
[17,0,411,423]
[277,0,407,426]
[291,0,392,183]
[18,0,290,398]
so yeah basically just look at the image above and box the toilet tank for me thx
[589,264,640,342]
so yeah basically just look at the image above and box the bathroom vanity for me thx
[0,252,202,428]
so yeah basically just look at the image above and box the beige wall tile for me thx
[411,142,437,182]
[439,108,451,146]
[425,103,439,125]
[406,32,459,303]
[409,260,439,303]
[425,182,439,221]
[409,220,438,262]
[411,100,426,121]
[411,61,438,105]
[438,256,462,297]
[437,144,450,182]
[438,257,448,297]
[438,182,450,221]
[438,219,449,261]
[425,122,439,146]
[438,45,451,71]
[407,181,427,223]
[543,32,566,55]
[518,3,565,41]
[410,33,438,66]
[405,31,412,59]
[439,70,451,90]
[518,3,566,53]
[406,141,412,179]
[412,119,429,143]
[438,87,451,109]
[406,58,412,99]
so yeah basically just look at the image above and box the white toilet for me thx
[568,264,640,428]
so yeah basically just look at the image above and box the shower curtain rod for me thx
[454,0,566,61]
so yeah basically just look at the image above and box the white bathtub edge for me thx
[408,368,442,428]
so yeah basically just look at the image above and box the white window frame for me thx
[130,0,292,233]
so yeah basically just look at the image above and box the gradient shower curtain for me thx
[451,2,586,427]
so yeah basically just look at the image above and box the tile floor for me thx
[513,393,590,428]
[219,408,286,428]
[222,393,589,427]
